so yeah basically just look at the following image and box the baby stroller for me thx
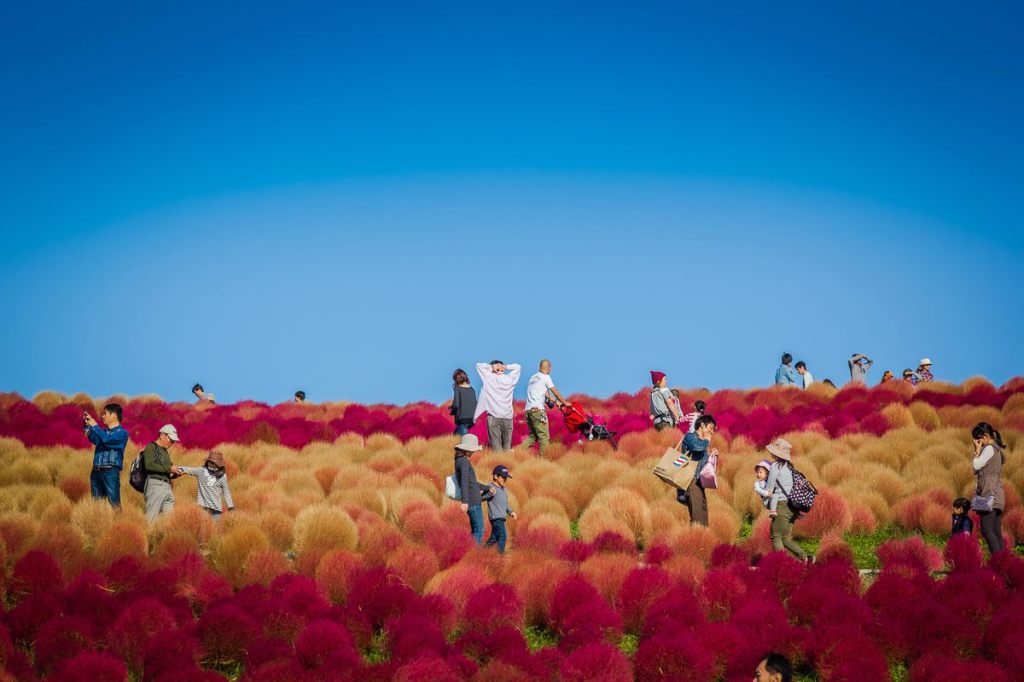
[555,400,618,449]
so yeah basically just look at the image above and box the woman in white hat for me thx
[453,434,490,544]
[916,359,934,383]
[762,438,809,562]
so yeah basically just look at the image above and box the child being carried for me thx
[754,460,786,517]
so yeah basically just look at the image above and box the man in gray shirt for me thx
[848,353,873,385]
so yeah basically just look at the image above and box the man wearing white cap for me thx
[141,424,181,521]
[916,358,934,384]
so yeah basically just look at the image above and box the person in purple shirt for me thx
[82,403,130,508]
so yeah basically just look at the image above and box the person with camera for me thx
[522,359,567,457]
[141,424,183,521]
[82,403,130,508]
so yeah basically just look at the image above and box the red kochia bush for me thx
[909,653,1011,682]
[642,589,704,637]
[617,567,677,634]
[52,651,129,682]
[108,597,179,672]
[5,591,62,644]
[945,532,983,572]
[700,569,748,621]
[198,603,261,665]
[548,575,603,630]
[32,615,96,674]
[294,619,359,669]
[10,550,63,599]
[387,614,449,663]
[634,630,715,682]
[346,566,418,629]
[557,599,624,652]
[560,642,633,682]
[462,584,525,635]
[877,537,944,574]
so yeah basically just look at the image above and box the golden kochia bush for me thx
[211,522,271,587]
[94,521,149,570]
[293,505,359,556]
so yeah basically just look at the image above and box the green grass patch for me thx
[524,625,559,651]
[362,630,389,664]
[618,633,639,656]
[569,519,581,540]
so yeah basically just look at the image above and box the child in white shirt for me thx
[754,460,786,517]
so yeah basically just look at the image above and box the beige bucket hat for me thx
[455,433,484,452]
[765,438,793,462]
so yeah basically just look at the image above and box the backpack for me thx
[785,464,818,512]
[128,445,149,493]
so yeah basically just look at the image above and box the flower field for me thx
[1,379,1023,680]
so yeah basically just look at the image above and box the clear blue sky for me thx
[1,2,1021,404]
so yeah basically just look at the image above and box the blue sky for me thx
[1,2,1021,404]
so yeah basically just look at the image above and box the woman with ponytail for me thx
[971,422,1007,553]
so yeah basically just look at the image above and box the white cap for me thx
[919,358,932,366]
[158,424,180,442]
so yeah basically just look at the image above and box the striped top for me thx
[179,466,234,511]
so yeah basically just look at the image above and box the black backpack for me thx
[128,445,149,493]
[785,463,818,513]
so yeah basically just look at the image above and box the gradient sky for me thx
[1,2,1021,404]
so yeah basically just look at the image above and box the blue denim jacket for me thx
[682,432,710,487]
[775,365,797,385]
[87,425,130,469]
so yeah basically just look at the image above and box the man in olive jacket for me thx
[142,424,182,521]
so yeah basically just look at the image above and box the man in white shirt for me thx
[474,360,522,452]
[522,359,567,457]
[795,361,813,389]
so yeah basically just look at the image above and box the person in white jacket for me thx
[474,360,521,451]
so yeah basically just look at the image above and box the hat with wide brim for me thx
[455,433,484,452]
[765,438,793,462]
[754,459,772,472]
[919,358,932,366]
[206,450,226,467]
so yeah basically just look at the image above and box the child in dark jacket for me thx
[485,464,516,554]
[950,497,974,538]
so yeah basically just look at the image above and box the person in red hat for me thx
[649,371,681,431]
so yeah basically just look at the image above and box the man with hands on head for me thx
[82,403,130,508]
[474,360,521,452]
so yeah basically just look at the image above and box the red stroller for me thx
[557,401,618,448]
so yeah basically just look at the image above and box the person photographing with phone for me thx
[82,403,130,508]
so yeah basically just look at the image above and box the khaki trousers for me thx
[523,409,550,455]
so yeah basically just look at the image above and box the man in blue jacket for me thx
[82,403,130,508]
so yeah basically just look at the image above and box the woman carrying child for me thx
[762,438,809,563]
[176,450,234,520]
[971,422,1006,554]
